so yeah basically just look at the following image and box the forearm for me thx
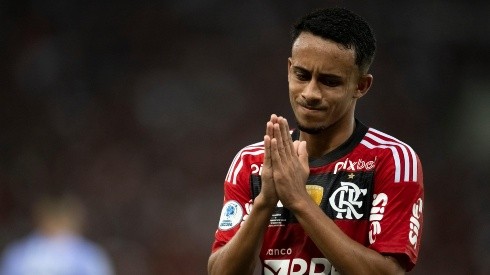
[291,199,404,275]
[208,197,274,275]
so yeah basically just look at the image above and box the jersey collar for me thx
[291,119,368,167]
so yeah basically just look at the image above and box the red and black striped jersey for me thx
[211,120,424,274]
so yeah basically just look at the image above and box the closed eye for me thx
[293,67,311,81]
[318,75,342,87]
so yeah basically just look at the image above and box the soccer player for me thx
[208,7,424,275]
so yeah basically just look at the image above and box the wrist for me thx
[288,192,316,214]
[253,194,277,211]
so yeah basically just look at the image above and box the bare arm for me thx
[208,116,280,275]
[207,196,275,275]
[270,117,405,274]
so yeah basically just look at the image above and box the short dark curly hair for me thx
[292,7,376,73]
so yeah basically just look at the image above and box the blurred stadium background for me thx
[0,0,489,274]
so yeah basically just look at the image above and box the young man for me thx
[208,7,424,275]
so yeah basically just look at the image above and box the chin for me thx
[297,122,330,135]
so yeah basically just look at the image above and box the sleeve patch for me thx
[218,200,243,231]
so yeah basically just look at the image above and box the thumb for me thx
[298,141,309,169]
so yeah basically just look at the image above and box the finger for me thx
[270,114,279,125]
[268,114,278,139]
[280,118,294,156]
[270,137,282,166]
[277,117,291,156]
[283,118,294,144]
[263,135,272,169]
[270,114,279,140]
[293,140,300,155]
[266,121,274,140]
[273,122,287,161]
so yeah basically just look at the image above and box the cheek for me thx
[288,90,296,106]
[331,94,355,113]
[288,83,301,99]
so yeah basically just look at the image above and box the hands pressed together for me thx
[258,114,311,211]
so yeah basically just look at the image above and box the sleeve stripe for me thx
[230,150,264,185]
[225,151,243,183]
[362,128,418,182]
[225,142,264,185]
[361,139,402,182]
[365,133,411,182]
[368,129,417,182]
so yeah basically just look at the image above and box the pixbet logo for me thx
[333,158,375,174]
[329,182,367,219]
[264,258,339,275]
[409,198,423,248]
[369,193,388,244]
[251,163,263,175]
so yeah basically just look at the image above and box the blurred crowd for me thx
[0,1,488,274]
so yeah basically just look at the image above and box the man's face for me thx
[288,32,363,134]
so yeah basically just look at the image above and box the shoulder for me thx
[73,238,113,269]
[1,234,39,256]
[0,234,44,268]
[359,127,420,183]
[360,127,417,155]
[229,141,265,167]
[236,140,265,157]
[224,140,264,185]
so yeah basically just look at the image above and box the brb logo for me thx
[264,258,339,275]
[369,193,388,244]
[409,198,423,248]
[329,182,367,219]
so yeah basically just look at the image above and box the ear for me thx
[354,74,373,99]
[287,57,293,81]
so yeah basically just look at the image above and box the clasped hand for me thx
[259,114,310,210]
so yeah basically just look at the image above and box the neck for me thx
[299,116,355,158]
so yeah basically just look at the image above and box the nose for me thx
[301,79,322,105]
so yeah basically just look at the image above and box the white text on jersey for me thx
[369,193,388,244]
[264,258,339,275]
[333,158,375,174]
[409,198,423,248]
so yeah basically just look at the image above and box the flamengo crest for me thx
[329,181,367,219]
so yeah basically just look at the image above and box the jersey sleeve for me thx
[210,143,264,253]
[368,147,424,271]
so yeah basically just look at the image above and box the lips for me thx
[302,106,323,111]
[297,102,325,111]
